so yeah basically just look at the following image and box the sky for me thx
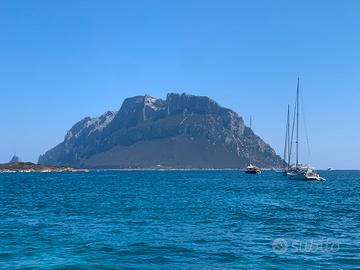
[1,0,359,169]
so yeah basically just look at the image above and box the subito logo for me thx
[272,238,288,255]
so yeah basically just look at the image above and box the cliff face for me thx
[39,93,283,169]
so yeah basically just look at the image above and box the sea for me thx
[0,170,359,269]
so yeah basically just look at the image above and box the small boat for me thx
[245,164,262,174]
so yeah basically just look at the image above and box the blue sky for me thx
[1,0,359,168]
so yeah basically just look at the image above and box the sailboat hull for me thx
[288,172,325,181]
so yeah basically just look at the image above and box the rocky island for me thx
[0,162,88,173]
[39,93,283,169]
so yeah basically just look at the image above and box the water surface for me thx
[0,170,359,269]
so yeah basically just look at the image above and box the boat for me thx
[286,77,325,181]
[287,165,325,181]
[245,164,262,174]
[245,117,262,175]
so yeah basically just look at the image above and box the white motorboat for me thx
[245,164,262,174]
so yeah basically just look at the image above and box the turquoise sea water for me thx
[0,170,359,269]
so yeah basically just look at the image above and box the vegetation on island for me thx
[0,162,88,172]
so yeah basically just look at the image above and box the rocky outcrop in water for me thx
[39,93,283,169]
[0,162,87,172]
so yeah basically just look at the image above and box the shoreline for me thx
[0,168,350,173]
[0,162,88,173]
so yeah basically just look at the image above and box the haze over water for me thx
[0,170,358,269]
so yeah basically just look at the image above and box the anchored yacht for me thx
[286,77,325,181]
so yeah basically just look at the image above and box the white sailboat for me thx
[287,77,325,181]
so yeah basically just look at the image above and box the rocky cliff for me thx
[39,93,283,169]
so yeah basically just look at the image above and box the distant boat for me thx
[287,77,325,181]
[245,117,261,175]
[245,164,262,174]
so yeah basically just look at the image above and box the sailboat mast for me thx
[296,77,300,166]
[283,119,287,170]
[286,104,290,169]
[283,105,290,170]
[288,98,297,168]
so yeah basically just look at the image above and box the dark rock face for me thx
[39,93,283,169]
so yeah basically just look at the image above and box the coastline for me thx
[0,162,88,173]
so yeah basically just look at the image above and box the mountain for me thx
[9,155,20,164]
[39,93,283,169]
